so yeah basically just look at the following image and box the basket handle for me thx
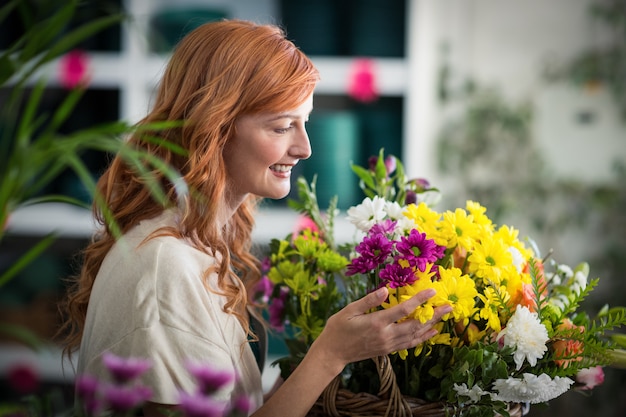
[319,355,413,417]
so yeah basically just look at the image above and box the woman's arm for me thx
[251,287,452,417]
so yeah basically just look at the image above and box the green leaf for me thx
[0,323,44,351]
[0,232,56,288]
[38,13,124,68]
[15,77,47,148]
[0,0,20,25]
[0,54,16,86]
[19,2,75,63]
[38,86,86,139]
[351,164,375,190]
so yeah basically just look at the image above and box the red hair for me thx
[60,20,319,356]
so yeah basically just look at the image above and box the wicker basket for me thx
[307,356,524,417]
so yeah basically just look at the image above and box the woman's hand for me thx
[255,287,451,417]
[308,287,452,376]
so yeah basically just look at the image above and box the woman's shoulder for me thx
[114,210,217,266]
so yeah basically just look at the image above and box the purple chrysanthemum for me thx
[102,353,152,384]
[368,219,397,236]
[178,391,225,417]
[101,383,152,413]
[345,256,373,276]
[379,263,417,288]
[346,233,393,276]
[395,229,445,271]
[186,362,235,395]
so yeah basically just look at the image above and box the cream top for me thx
[77,211,263,413]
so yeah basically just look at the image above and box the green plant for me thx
[0,0,183,290]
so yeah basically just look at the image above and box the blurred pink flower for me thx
[7,363,39,394]
[348,59,378,103]
[253,275,274,304]
[293,214,320,236]
[231,394,253,415]
[575,366,604,390]
[101,383,152,413]
[102,352,152,384]
[269,286,290,331]
[178,391,224,417]
[186,362,235,395]
[59,49,91,89]
[76,374,101,415]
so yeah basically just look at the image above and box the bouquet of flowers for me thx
[254,149,626,417]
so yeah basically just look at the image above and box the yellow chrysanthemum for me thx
[439,208,479,250]
[494,225,534,264]
[382,285,431,323]
[503,269,524,302]
[413,322,451,357]
[431,267,478,322]
[383,271,437,323]
[403,203,445,245]
[466,324,486,345]
[467,237,515,285]
[465,200,494,234]
[477,285,509,331]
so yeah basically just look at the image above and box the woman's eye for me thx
[274,127,291,134]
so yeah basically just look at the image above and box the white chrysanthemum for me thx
[384,200,404,220]
[550,272,562,286]
[394,215,417,237]
[453,383,490,403]
[492,373,574,404]
[572,270,587,294]
[549,294,569,313]
[508,246,524,273]
[557,264,573,279]
[346,196,388,232]
[497,305,549,370]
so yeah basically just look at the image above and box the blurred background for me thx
[0,0,624,416]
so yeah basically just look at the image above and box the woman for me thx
[60,19,452,416]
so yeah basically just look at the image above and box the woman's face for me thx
[224,94,313,204]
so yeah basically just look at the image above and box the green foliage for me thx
[351,148,438,205]
[0,0,185,290]
[266,229,348,346]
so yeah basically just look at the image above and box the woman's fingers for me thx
[344,286,389,314]
[377,288,437,323]
[389,303,453,349]
[320,287,453,366]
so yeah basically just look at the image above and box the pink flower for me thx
[368,155,396,176]
[59,49,90,89]
[186,362,235,395]
[102,383,152,413]
[575,366,604,390]
[269,287,290,331]
[293,215,320,236]
[76,374,101,415]
[102,352,152,384]
[253,275,274,303]
[348,59,378,102]
[7,363,39,394]
[178,391,225,417]
[231,394,253,415]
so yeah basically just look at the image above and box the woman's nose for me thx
[292,127,312,160]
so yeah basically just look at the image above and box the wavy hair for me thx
[59,19,320,357]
